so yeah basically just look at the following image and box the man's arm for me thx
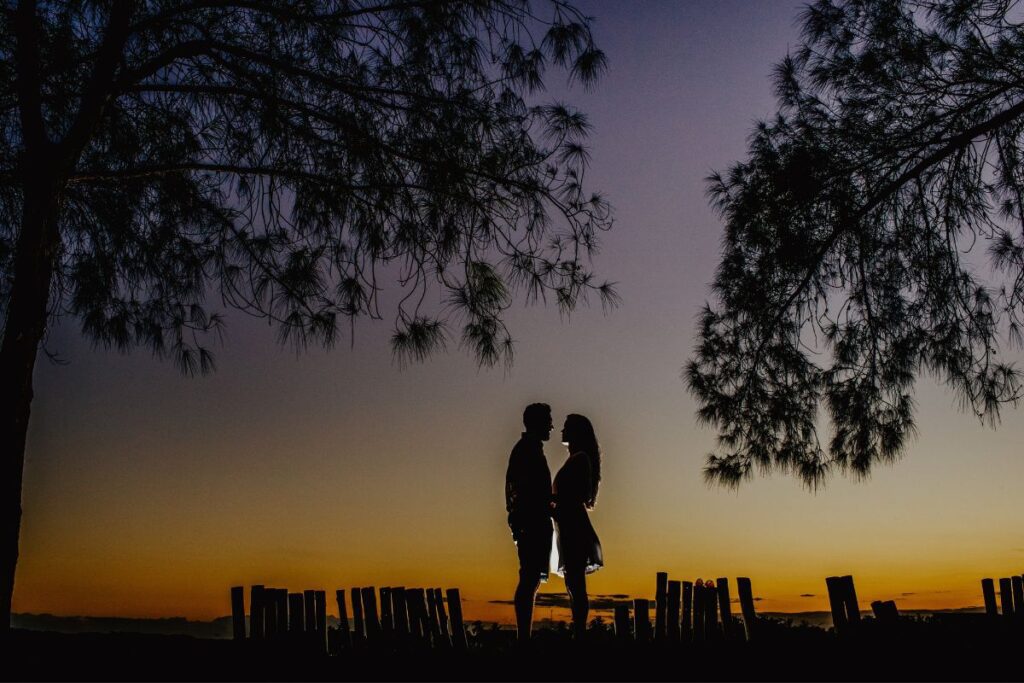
[505,447,522,517]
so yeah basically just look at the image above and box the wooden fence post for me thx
[700,582,713,642]
[425,588,442,644]
[351,586,365,642]
[692,581,705,643]
[681,581,694,643]
[288,592,304,633]
[276,589,288,638]
[446,588,468,649]
[314,590,327,650]
[655,572,668,641]
[433,588,450,645]
[250,585,265,639]
[999,578,1014,617]
[417,589,432,641]
[825,576,848,635]
[275,590,288,636]
[870,599,899,624]
[716,578,732,638]
[1013,577,1024,621]
[361,586,381,640]
[231,586,246,640]
[335,590,352,649]
[982,578,998,617]
[380,587,394,637]
[633,598,651,642]
[614,602,631,640]
[405,588,424,640]
[704,581,719,639]
[841,575,860,625]
[736,577,757,641]
[304,590,316,633]
[265,589,279,639]
[667,580,681,642]
[264,589,276,636]
[411,589,431,642]
[392,586,410,640]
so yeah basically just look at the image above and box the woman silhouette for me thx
[552,413,604,639]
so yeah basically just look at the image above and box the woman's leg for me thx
[564,565,588,639]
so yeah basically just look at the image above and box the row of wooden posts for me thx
[790,573,1024,630]
[230,585,469,651]
[981,576,1024,618]
[831,574,1024,630]
[613,574,760,642]
[827,574,1024,631]
[634,572,901,641]
[230,573,921,649]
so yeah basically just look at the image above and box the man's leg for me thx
[514,568,542,641]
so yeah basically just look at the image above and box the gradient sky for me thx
[14,0,1024,625]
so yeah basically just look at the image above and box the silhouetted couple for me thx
[505,403,603,641]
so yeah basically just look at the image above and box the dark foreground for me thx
[3,615,1018,681]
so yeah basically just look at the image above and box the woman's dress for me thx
[552,451,603,576]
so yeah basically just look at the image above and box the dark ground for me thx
[2,615,1019,681]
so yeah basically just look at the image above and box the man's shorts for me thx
[512,519,553,582]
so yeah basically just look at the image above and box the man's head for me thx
[522,403,553,441]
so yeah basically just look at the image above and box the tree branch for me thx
[13,0,47,148]
[123,82,548,198]
[118,39,220,86]
[67,162,428,190]
[58,1,134,162]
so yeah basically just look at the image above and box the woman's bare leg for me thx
[565,566,588,639]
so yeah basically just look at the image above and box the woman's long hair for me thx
[565,413,601,509]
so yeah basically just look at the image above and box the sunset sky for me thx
[14,0,1024,625]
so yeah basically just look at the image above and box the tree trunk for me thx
[0,167,62,632]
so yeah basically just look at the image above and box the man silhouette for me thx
[505,402,554,641]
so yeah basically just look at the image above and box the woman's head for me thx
[561,414,601,509]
